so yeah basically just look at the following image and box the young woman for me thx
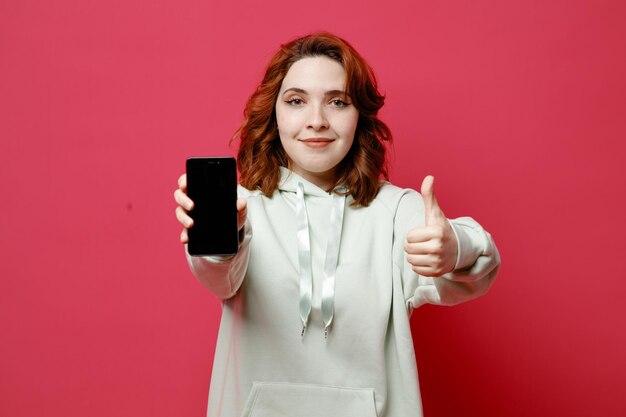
[174,32,500,417]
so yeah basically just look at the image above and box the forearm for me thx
[435,217,500,304]
[406,217,500,308]
[185,222,252,300]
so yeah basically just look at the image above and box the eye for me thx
[285,98,304,106]
[330,99,350,108]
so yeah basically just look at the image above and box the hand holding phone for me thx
[178,157,239,256]
[174,176,247,245]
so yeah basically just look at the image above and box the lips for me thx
[300,138,334,142]
[299,138,335,148]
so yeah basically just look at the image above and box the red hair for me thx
[234,32,392,206]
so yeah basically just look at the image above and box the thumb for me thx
[421,175,445,225]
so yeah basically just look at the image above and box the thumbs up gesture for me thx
[404,176,459,277]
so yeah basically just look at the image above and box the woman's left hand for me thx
[404,176,458,277]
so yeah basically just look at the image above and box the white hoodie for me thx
[186,167,500,417]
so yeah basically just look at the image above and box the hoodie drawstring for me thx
[296,182,346,338]
[296,183,313,336]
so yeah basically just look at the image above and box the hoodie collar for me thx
[278,167,348,197]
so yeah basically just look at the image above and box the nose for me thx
[306,103,329,130]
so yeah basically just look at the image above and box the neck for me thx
[291,166,337,192]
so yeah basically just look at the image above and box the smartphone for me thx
[186,157,239,256]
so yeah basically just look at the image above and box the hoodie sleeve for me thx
[184,186,254,300]
[393,190,501,310]
[184,220,252,300]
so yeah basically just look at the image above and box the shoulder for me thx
[237,184,264,199]
[373,181,423,213]
[371,182,425,231]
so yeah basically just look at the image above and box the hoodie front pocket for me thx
[241,381,378,417]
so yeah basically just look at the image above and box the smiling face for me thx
[275,56,359,190]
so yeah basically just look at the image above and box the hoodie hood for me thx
[277,167,348,196]
[277,167,347,339]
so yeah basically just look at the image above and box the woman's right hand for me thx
[174,174,194,244]
[174,173,247,244]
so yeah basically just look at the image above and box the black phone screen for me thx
[186,157,238,256]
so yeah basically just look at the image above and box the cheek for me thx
[275,106,285,134]
[340,111,359,140]
[276,112,300,140]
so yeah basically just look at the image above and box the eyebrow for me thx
[281,87,347,97]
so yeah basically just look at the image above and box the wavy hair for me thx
[234,32,392,206]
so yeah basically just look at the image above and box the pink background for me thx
[1,0,625,416]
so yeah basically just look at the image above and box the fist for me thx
[404,176,458,277]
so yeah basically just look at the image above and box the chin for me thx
[301,162,339,175]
